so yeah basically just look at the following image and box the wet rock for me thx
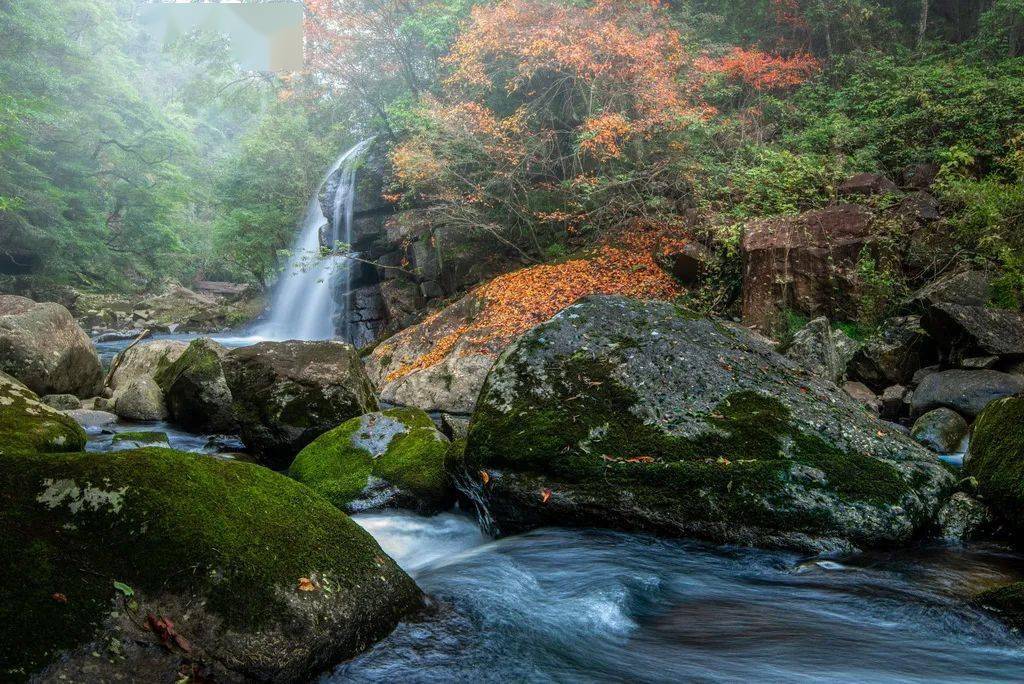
[847,315,935,388]
[838,172,900,197]
[289,407,452,513]
[911,370,1024,418]
[0,447,421,682]
[93,328,147,344]
[63,409,118,429]
[155,338,235,433]
[911,408,969,455]
[41,394,81,411]
[962,356,1000,370]
[923,302,1024,366]
[974,583,1024,631]
[936,493,992,543]
[0,295,102,397]
[112,376,167,421]
[111,430,170,449]
[741,204,874,331]
[107,340,188,391]
[224,341,378,469]
[784,317,860,384]
[880,385,908,420]
[964,394,1024,534]
[460,295,954,553]
[0,371,86,455]
[843,381,881,413]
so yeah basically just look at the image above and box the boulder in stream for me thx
[460,295,955,553]
[964,393,1024,535]
[0,295,102,397]
[112,376,167,421]
[224,341,378,469]
[290,407,452,513]
[911,370,1024,418]
[910,408,969,455]
[0,447,422,682]
[106,340,188,391]
[154,338,235,433]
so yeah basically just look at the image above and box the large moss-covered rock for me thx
[0,295,102,397]
[0,371,86,455]
[224,341,378,469]
[290,407,452,512]
[0,448,422,682]
[964,394,1024,534]
[462,296,955,553]
[154,338,236,433]
[106,339,188,391]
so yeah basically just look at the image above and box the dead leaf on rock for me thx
[540,488,552,503]
[52,593,68,604]
[298,577,317,592]
[479,470,490,485]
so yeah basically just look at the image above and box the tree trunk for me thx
[917,0,930,50]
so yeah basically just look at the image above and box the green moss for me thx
[465,354,911,537]
[0,373,86,455]
[965,395,1024,533]
[290,407,451,510]
[974,582,1024,630]
[0,447,409,679]
[111,431,169,445]
[154,338,223,392]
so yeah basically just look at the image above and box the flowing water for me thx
[328,510,1024,684]
[251,139,374,342]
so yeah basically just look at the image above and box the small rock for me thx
[880,385,908,420]
[911,407,969,454]
[898,191,940,222]
[63,409,118,429]
[906,270,993,311]
[842,381,881,413]
[962,356,999,370]
[848,316,935,388]
[785,317,860,384]
[111,430,170,449]
[936,492,992,543]
[911,365,939,387]
[41,394,82,411]
[912,370,1024,418]
[112,376,167,421]
[901,163,939,190]
[838,172,900,197]
[440,412,471,440]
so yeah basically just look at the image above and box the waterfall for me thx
[250,139,373,341]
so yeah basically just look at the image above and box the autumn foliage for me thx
[696,48,819,92]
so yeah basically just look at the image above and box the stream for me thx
[89,335,1024,682]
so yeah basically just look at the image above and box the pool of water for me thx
[328,510,1024,683]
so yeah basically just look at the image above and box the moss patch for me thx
[974,582,1024,630]
[154,338,224,391]
[465,354,912,536]
[965,394,1024,533]
[0,447,415,680]
[111,431,169,445]
[0,372,86,456]
[290,407,451,510]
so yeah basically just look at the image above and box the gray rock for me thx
[936,492,992,543]
[911,370,1024,418]
[785,317,860,384]
[838,172,899,197]
[923,302,1024,364]
[898,191,940,222]
[41,394,81,411]
[843,381,881,413]
[660,241,711,285]
[155,338,235,433]
[106,339,188,391]
[63,408,118,428]
[911,365,939,387]
[962,356,1000,370]
[112,376,167,421]
[0,295,103,397]
[461,295,954,553]
[907,270,993,311]
[848,315,935,388]
[224,341,379,469]
[880,385,908,420]
[911,407,969,454]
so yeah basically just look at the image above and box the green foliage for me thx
[721,149,843,217]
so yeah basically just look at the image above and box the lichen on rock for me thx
[0,371,86,455]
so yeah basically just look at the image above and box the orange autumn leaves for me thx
[695,47,819,92]
[385,223,685,382]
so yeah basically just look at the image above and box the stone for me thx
[419,279,445,300]
[63,409,118,429]
[838,172,900,197]
[911,365,939,387]
[112,376,167,421]
[910,408,969,454]
[906,270,993,311]
[106,340,188,391]
[441,412,471,440]
[922,302,1024,365]
[40,394,81,411]
[897,191,940,222]
[843,381,881,413]
[964,394,1024,534]
[741,204,874,331]
[974,583,1024,631]
[911,370,1024,418]
[962,356,999,370]
[154,338,235,433]
[880,385,908,420]
[224,341,378,469]
[847,315,935,388]
[659,241,710,285]
[0,371,86,455]
[784,317,860,384]
[901,163,939,190]
[110,430,170,449]
[936,492,992,543]
[0,447,421,682]
[0,295,103,397]
[289,407,452,513]
[460,295,954,553]
[93,328,148,344]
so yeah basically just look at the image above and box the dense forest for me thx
[2,0,1022,324]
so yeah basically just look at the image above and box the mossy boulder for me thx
[111,431,170,449]
[910,407,969,454]
[0,448,422,682]
[106,339,188,391]
[290,407,452,512]
[0,295,103,397]
[974,582,1024,631]
[224,341,378,469]
[0,371,86,455]
[964,393,1024,535]
[154,338,236,433]
[462,295,955,553]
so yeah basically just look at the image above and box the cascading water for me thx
[251,139,373,341]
